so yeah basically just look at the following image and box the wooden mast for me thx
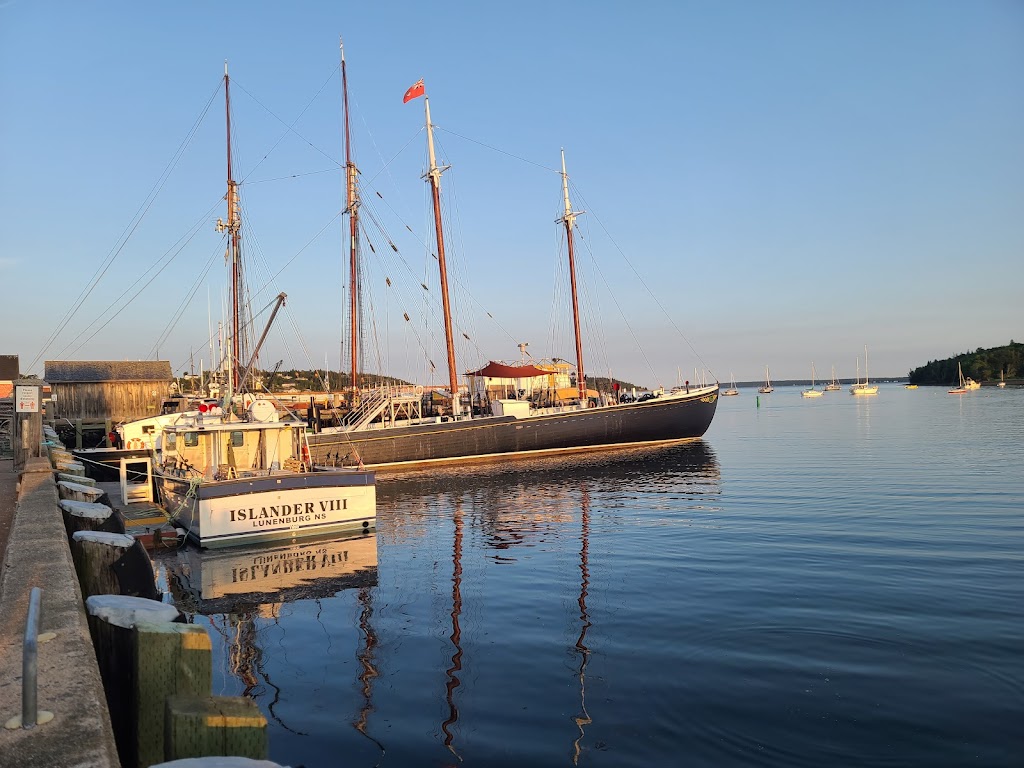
[559,150,587,406]
[216,62,242,391]
[424,95,460,415]
[341,39,360,401]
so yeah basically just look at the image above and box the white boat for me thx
[824,365,841,391]
[118,65,375,548]
[948,362,969,395]
[802,363,823,398]
[998,369,1006,388]
[722,372,739,396]
[849,347,879,395]
[758,367,774,394]
[964,374,981,390]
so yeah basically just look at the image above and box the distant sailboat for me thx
[824,365,841,391]
[998,369,1006,388]
[849,346,879,395]
[948,362,969,394]
[758,367,774,394]
[723,372,739,396]
[802,362,823,397]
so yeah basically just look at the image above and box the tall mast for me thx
[216,61,243,391]
[341,39,360,399]
[559,150,587,406]
[424,95,460,414]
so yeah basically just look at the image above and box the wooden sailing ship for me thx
[308,74,719,470]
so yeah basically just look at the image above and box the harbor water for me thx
[157,384,1023,767]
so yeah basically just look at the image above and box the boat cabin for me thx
[157,402,309,481]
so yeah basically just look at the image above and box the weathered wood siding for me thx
[50,381,171,421]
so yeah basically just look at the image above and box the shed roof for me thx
[45,360,173,383]
[0,355,18,380]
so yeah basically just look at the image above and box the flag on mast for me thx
[402,78,425,103]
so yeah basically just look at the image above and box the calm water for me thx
[157,384,1024,767]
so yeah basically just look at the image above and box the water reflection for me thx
[571,485,592,765]
[163,533,379,739]
[160,441,721,766]
[441,501,464,760]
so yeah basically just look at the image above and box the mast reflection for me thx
[572,485,592,764]
[441,500,464,760]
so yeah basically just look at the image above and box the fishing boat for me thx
[948,363,969,394]
[802,362,823,397]
[722,373,739,396]
[824,365,841,391]
[118,63,376,547]
[307,77,718,470]
[757,367,774,394]
[849,346,879,395]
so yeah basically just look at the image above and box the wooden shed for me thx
[45,360,174,422]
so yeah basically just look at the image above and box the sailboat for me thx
[948,362,969,394]
[722,372,739,396]
[802,362,823,397]
[307,79,719,470]
[118,62,376,548]
[824,365,841,391]
[849,346,879,395]
[998,369,1006,388]
[757,366,774,394]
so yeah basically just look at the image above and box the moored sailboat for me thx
[802,362,823,397]
[722,372,739,396]
[307,79,718,469]
[757,366,774,394]
[849,346,879,395]
[824,365,841,391]
[948,362,969,394]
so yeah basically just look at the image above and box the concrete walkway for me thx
[0,458,119,767]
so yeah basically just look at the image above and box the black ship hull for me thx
[308,386,719,470]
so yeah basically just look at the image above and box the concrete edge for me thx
[0,465,119,767]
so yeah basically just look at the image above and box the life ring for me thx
[127,437,145,450]
[414,385,424,396]
[301,443,311,468]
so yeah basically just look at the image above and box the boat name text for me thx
[228,499,348,525]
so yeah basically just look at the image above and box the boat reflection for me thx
[163,532,379,741]
[167,531,378,615]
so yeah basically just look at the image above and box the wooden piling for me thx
[86,595,182,768]
[71,531,136,598]
[164,695,268,762]
[58,479,106,503]
[57,471,97,486]
[60,499,125,539]
[133,622,213,768]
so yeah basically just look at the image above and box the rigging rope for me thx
[29,79,222,372]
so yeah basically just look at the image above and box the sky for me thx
[2,1,1022,388]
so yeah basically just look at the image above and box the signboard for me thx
[15,385,39,413]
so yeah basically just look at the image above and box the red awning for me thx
[466,361,551,379]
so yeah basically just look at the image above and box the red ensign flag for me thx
[403,78,425,103]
